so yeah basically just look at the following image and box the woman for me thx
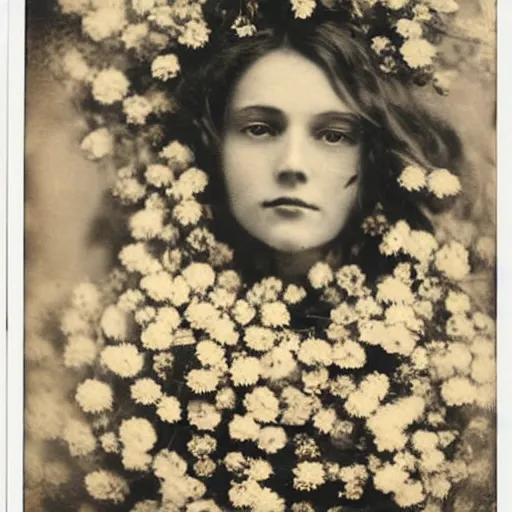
[26,1,495,511]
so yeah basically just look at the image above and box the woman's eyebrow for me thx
[227,105,285,122]
[313,111,362,126]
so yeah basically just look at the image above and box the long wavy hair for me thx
[175,3,464,283]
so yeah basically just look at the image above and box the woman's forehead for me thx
[228,48,354,117]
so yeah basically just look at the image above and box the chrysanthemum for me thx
[84,470,129,503]
[244,326,276,352]
[312,408,337,434]
[230,356,262,387]
[345,373,389,418]
[91,68,130,105]
[159,141,194,170]
[185,301,220,330]
[209,288,236,310]
[64,334,97,368]
[427,168,462,198]
[194,458,217,478]
[400,38,436,68]
[58,0,90,15]
[171,167,209,199]
[173,200,203,226]
[329,375,356,399]
[187,435,217,457]
[224,452,246,473]
[257,426,288,454]
[80,127,114,160]
[396,19,423,39]
[151,53,181,81]
[119,417,157,452]
[291,0,317,19]
[281,387,316,426]
[398,165,427,191]
[441,376,477,406]
[83,7,127,42]
[283,284,307,304]
[260,346,297,381]
[183,262,216,292]
[186,499,222,512]
[298,338,333,366]
[434,241,471,280]
[186,369,220,394]
[231,299,256,325]
[215,387,237,409]
[245,458,273,481]
[332,340,366,369]
[178,19,211,49]
[260,301,290,327]
[243,387,279,423]
[293,461,325,491]
[377,276,415,305]
[117,289,145,312]
[100,344,144,378]
[75,379,113,414]
[153,449,187,480]
[308,261,334,289]
[196,340,226,368]
[123,94,153,124]
[100,304,129,341]
[157,396,182,423]
[100,432,119,454]
[119,242,162,275]
[379,220,411,256]
[121,22,149,49]
[229,414,261,441]
[187,401,222,431]
[207,315,239,346]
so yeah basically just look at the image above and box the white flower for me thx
[246,458,273,481]
[260,346,297,381]
[92,68,129,104]
[398,165,427,191]
[83,7,127,42]
[121,22,149,49]
[345,373,389,418]
[186,301,219,330]
[396,19,423,39]
[132,0,157,15]
[312,408,337,434]
[434,241,471,280]
[101,344,144,378]
[123,95,153,124]
[178,20,211,49]
[63,48,92,81]
[224,452,246,473]
[383,0,410,9]
[145,164,174,187]
[207,315,239,346]
[119,243,162,275]
[157,396,182,423]
[302,368,329,394]
[117,289,145,312]
[243,387,279,423]
[293,462,325,491]
[187,369,220,394]
[183,262,216,291]
[171,167,209,199]
[196,341,226,369]
[113,177,146,204]
[247,277,283,304]
[80,128,114,160]
[445,290,471,314]
[64,335,97,368]
[229,414,261,441]
[153,449,187,480]
[131,500,160,512]
[332,340,366,369]
[122,449,152,471]
[244,326,276,352]
[308,262,333,289]
[174,200,203,226]
[188,401,222,431]
[372,36,392,54]
[261,301,290,327]
[406,230,438,262]
[76,379,113,413]
[428,168,461,198]
[85,471,129,503]
[281,387,317,425]
[100,305,129,341]
[152,53,181,81]
[231,356,262,387]
[119,417,157,452]
[63,419,97,457]
[160,141,194,170]
[231,16,257,38]
[100,432,119,453]
[377,276,414,304]
[257,427,288,454]
[187,435,217,457]
[283,284,306,304]
[232,300,256,325]
[441,376,477,406]
[298,338,332,366]
[400,38,436,68]
[131,378,162,405]
[215,387,236,409]
[291,0,317,19]
[380,220,411,256]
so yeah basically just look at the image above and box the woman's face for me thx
[221,49,361,253]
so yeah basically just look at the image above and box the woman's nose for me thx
[274,130,309,186]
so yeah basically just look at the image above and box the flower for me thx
[231,356,262,386]
[400,38,436,68]
[380,220,411,256]
[229,414,261,441]
[123,95,153,124]
[257,427,288,454]
[291,0,317,19]
[332,340,366,369]
[298,338,332,366]
[377,276,415,304]
[157,396,182,423]
[434,241,471,280]
[207,315,239,345]
[445,290,471,314]
[281,387,316,425]
[215,387,236,409]
[145,164,174,187]
[76,379,113,413]
[182,262,215,291]
[188,401,222,431]
[244,326,276,352]
[160,141,194,170]
[231,16,257,38]
[312,408,337,434]
[131,0,157,14]
[441,376,477,406]
[178,20,211,48]
[246,458,273,481]
[100,432,119,454]
[398,165,427,191]
[396,19,423,39]
[119,243,162,275]
[121,22,149,49]
[293,462,325,491]
[194,458,217,477]
[100,344,144,378]
[171,167,209,199]
[92,68,129,104]
[117,289,145,312]
[383,0,409,9]
[261,301,290,327]
[80,128,114,160]
[152,53,181,81]
[63,419,97,456]
[345,373,389,418]
[243,387,279,423]
[427,168,461,198]
[119,417,157,452]
[64,335,97,368]
[113,177,147,203]
[231,300,256,325]
[187,369,220,394]
[129,378,162,406]
[425,0,459,13]
[308,262,333,288]
[83,7,127,42]
[372,36,392,54]
[100,305,128,341]
[187,435,217,457]
[63,48,92,81]
[84,470,129,503]
[283,284,307,304]
[174,200,203,226]
[58,0,90,14]
[153,449,187,480]
[260,346,297,381]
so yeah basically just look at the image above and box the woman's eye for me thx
[242,123,276,138]
[318,129,350,145]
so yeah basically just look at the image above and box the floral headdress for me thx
[25,1,495,511]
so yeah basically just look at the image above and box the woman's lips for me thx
[262,197,319,211]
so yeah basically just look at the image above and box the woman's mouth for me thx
[262,197,319,211]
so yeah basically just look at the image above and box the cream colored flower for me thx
[63,419,97,457]
[396,19,423,39]
[398,165,427,191]
[101,344,144,378]
[83,7,127,42]
[186,369,220,394]
[119,417,157,452]
[230,356,262,386]
[121,22,149,49]
[427,168,462,198]
[260,346,297,381]
[291,0,317,19]
[64,335,97,368]
[92,68,129,104]
[332,340,366,369]
[261,301,291,327]
[123,95,153,124]
[308,262,334,288]
[100,305,129,341]
[244,326,276,352]
[293,462,325,491]
[257,426,288,454]
[229,414,261,441]
[400,38,436,68]
[298,338,333,366]
[243,387,279,423]
[187,401,222,431]
[84,470,129,503]
[76,379,113,413]
[160,141,194,170]
[157,396,182,423]
[152,53,181,81]
[80,128,114,160]
[435,241,471,280]
[178,20,211,49]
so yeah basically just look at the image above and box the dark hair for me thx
[176,5,464,282]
